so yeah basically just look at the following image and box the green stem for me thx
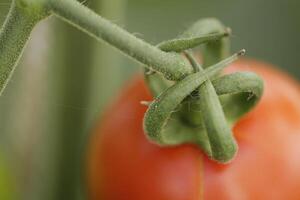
[144,51,243,145]
[48,0,193,81]
[0,1,45,95]
[158,30,230,53]
[143,50,263,163]
[184,52,237,163]
[0,0,264,165]
[176,19,237,162]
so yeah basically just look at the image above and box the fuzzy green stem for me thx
[0,1,46,96]
[184,51,237,163]
[143,50,263,163]
[158,30,230,53]
[48,0,193,81]
[0,0,264,165]
[144,51,243,145]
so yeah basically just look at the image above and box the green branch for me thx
[48,0,194,81]
[0,0,264,164]
[0,0,232,96]
[0,0,48,95]
[143,50,263,163]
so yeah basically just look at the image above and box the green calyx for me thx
[0,0,263,163]
[144,19,264,163]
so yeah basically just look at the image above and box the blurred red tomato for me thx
[87,59,300,200]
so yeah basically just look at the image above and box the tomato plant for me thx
[87,59,300,200]
[1,0,294,199]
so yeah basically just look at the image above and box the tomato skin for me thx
[87,77,203,200]
[87,59,300,200]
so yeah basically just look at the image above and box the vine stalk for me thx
[0,0,264,165]
[49,0,194,81]
[0,1,45,95]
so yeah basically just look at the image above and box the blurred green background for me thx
[0,0,299,199]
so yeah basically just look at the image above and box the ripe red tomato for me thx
[87,59,300,200]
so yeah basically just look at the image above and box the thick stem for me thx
[0,1,41,95]
[48,0,193,81]
[144,52,243,145]
[185,52,237,163]
[143,50,263,164]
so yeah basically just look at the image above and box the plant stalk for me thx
[0,1,41,95]
[48,0,193,81]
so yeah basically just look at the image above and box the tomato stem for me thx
[143,18,263,164]
[0,0,264,164]
[0,0,49,96]
[143,51,243,144]
[143,49,263,163]
[48,0,195,81]
[184,51,238,163]
[157,30,230,53]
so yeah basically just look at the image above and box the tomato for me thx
[87,59,300,200]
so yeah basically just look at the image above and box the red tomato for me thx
[87,59,300,200]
